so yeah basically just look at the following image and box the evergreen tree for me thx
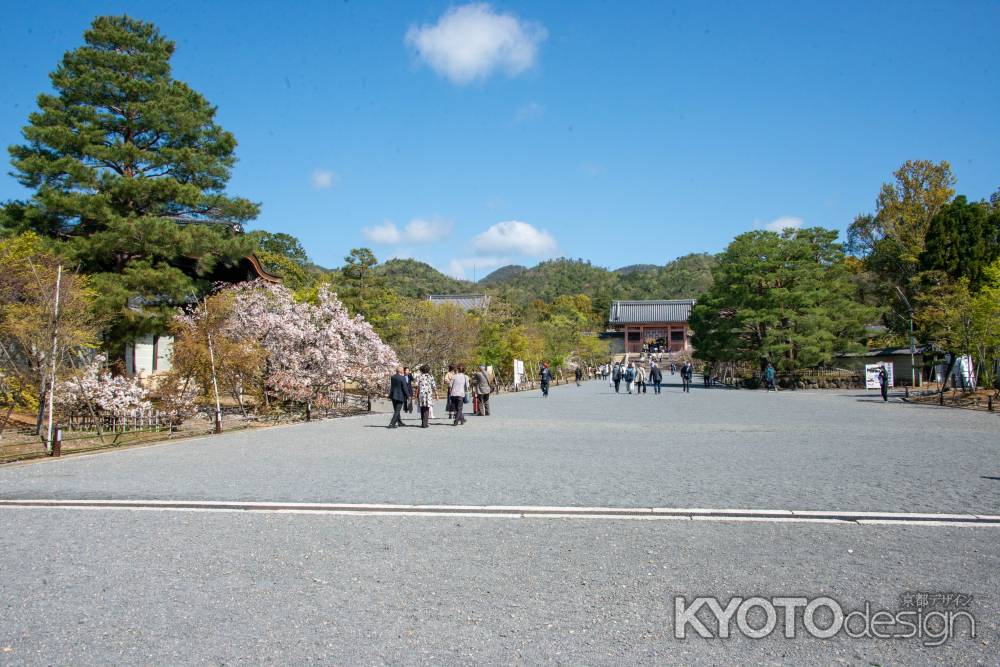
[7,15,259,351]
[690,228,873,374]
[920,195,1000,291]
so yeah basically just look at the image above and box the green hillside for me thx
[373,258,476,299]
[479,264,528,284]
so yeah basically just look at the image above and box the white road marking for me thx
[0,499,997,526]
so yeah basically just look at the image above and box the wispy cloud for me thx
[311,169,338,189]
[755,216,804,232]
[513,101,545,123]
[405,3,548,85]
[362,218,453,245]
[473,220,557,256]
[579,162,606,177]
[447,256,510,280]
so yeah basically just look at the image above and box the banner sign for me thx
[513,359,524,388]
[865,363,893,389]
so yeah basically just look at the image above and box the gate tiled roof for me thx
[608,299,696,324]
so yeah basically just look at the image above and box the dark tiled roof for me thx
[608,299,696,324]
[837,346,926,357]
[428,294,490,311]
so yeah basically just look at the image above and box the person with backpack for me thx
[650,362,663,394]
[540,362,552,397]
[611,363,621,392]
[575,366,583,386]
[625,363,635,394]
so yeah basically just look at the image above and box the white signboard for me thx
[513,359,525,388]
[865,363,893,389]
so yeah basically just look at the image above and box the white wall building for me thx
[125,334,173,377]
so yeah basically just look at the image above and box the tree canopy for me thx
[690,228,873,373]
[7,15,258,350]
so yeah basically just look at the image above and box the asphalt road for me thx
[1,380,997,664]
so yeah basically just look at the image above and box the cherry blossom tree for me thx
[56,355,150,416]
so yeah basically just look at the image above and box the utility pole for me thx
[895,286,918,388]
[204,299,223,434]
[46,265,62,453]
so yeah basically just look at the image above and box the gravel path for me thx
[0,379,996,513]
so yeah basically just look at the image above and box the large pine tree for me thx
[690,228,874,374]
[7,15,259,351]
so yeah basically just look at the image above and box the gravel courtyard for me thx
[1,379,997,664]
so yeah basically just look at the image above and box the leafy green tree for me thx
[247,231,309,266]
[920,195,1000,291]
[332,248,401,343]
[690,228,874,375]
[971,259,1000,390]
[7,15,258,351]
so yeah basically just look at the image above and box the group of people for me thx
[604,359,695,394]
[388,364,497,428]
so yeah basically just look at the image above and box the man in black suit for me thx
[388,366,410,428]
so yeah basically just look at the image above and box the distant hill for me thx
[618,253,718,300]
[373,253,717,310]
[374,258,476,299]
[614,264,659,276]
[482,254,718,313]
[479,264,527,285]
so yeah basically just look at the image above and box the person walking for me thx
[625,363,635,394]
[878,364,889,402]
[681,360,693,393]
[443,365,455,420]
[612,363,622,393]
[575,366,583,386]
[416,364,436,428]
[450,364,469,425]
[473,365,493,416]
[635,364,647,394]
[402,367,414,413]
[650,362,663,394]
[540,362,552,397]
[387,366,409,428]
[764,362,776,392]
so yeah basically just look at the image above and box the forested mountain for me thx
[362,254,717,313]
[373,258,476,298]
[614,264,659,276]
[617,253,718,300]
[479,264,527,284]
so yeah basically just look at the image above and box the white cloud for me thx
[311,169,338,189]
[513,101,545,123]
[403,218,452,243]
[447,256,510,279]
[362,218,453,245]
[405,3,548,84]
[362,221,402,244]
[473,220,557,256]
[757,216,804,232]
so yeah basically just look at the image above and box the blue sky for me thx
[1,1,998,278]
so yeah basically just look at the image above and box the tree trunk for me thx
[939,354,958,397]
[35,381,47,436]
